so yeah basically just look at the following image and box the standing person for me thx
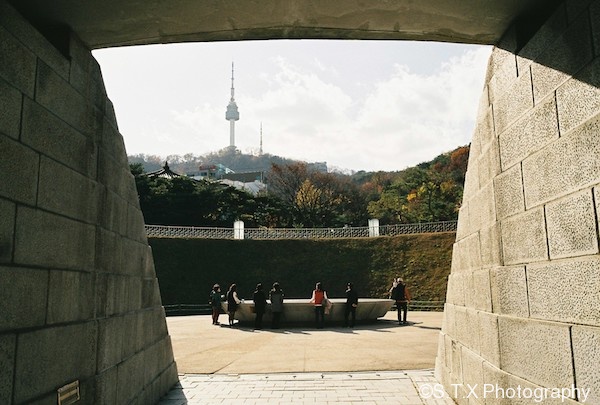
[226,283,241,326]
[252,283,267,330]
[309,282,328,329]
[391,278,412,325]
[388,277,399,297]
[269,282,284,329]
[209,284,222,325]
[344,282,358,328]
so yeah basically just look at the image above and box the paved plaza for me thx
[159,311,453,404]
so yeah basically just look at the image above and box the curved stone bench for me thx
[223,298,394,324]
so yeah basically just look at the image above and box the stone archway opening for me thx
[3,0,599,403]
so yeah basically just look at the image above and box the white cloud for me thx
[95,42,491,171]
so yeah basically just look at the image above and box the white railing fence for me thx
[145,220,457,240]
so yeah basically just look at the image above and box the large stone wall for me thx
[0,1,177,403]
[437,1,600,403]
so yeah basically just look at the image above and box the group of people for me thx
[209,281,361,329]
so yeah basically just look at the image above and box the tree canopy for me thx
[129,145,469,228]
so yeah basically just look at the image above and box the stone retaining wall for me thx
[0,1,177,403]
[437,1,600,403]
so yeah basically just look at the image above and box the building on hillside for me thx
[190,163,234,181]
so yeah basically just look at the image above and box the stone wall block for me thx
[47,270,95,324]
[471,269,492,312]
[142,278,162,309]
[0,198,15,263]
[95,274,129,318]
[490,266,529,317]
[478,312,500,367]
[443,334,453,372]
[484,360,579,405]
[98,188,128,236]
[460,348,485,400]
[127,203,148,244]
[487,47,518,105]
[528,257,600,326]
[0,135,39,204]
[480,223,502,268]
[471,181,496,231]
[516,4,568,75]
[494,163,525,220]
[557,59,600,135]
[499,95,559,171]
[478,139,501,188]
[35,61,98,138]
[101,118,129,167]
[435,334,446,382]
[143,337,174,390]
[69,34,106,111]
[523,113,600,207]
[14,322,98,403]
[446,273,466,307]
[441,303,455,336]
[127,276,143,313]
[116,351,145,405]
[96,228,122,275]
[14,206,96,271]
[38,157,100,224]
[0,1,69,80]
[94,367,118,405]
[0,334,15,405]
[0,25,36,97]
[0,266,48,331]
[21,98,98,179]
[162,363,179,402]
[143,245,157,279]
[500,207,548,265]
[481,361,510,405]
[493,69,534,135]
[531,10,593,104]
[119,238,146,276]
[572,325,600,404]
[545,189,598,259]
[463,160,480,205]
[476,105,495,151]
[137,308,165,350]
[455,204,470,242]
[456,233,482,272]
[97,316,125,372]
[498,317,574,390]
[454,306,471,350]
[0,77,22,139]
[450,340,463,389]
[104,98,119,129]
[97,149,131,198]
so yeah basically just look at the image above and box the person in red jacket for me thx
[310,282,328,329]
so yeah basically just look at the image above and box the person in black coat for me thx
[344,282,359,328]
[252,283,267,330]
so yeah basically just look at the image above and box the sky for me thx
[93,40,491,172]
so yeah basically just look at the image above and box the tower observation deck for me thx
[225,62,239,148]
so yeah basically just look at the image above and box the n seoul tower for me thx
[225,62,240,148]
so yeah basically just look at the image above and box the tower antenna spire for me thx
[230,62,235,101]
[225,61,240,148]
[259,122,263,155]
